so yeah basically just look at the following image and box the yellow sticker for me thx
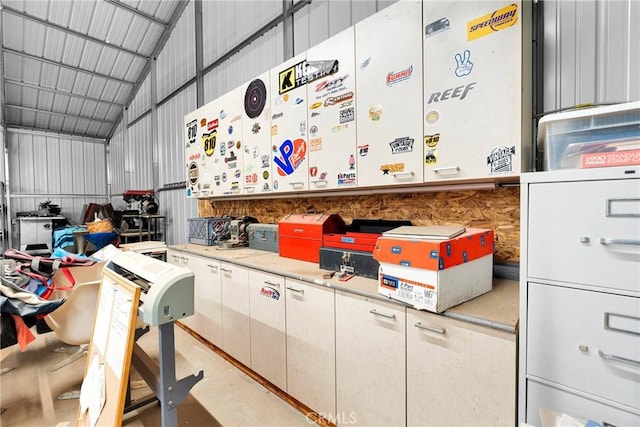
[202,130,217,156]
[467,3,518,41]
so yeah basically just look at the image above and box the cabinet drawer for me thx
[526,379,640,427]
[527,178,640,294]
[527,283,640,409]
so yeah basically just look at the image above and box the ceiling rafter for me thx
[1,5,150,60]
[4,78,124,107]
[103,0,169,28]
[2,46,136,86]
[6,103,118,125]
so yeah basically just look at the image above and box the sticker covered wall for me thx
[423,0,528,181]
[184,101,220,199]
[213,87,244,196]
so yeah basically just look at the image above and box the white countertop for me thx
[169,243,519,333]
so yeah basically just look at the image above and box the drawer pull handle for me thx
[207,264,218,270]
[432,166,460,173]
[578,344,589,353]
[599,238,640,246]
[220,268,232,273]
[415,322,446,335]
[369,309,395,320]
[598,349,640,368]
[579,236,590,244]
[286,286,304,294]
[264,280,280,287]
[392,171,415,179]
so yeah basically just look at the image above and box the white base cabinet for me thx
[249,269,286,391]
[285,279,336,417]
[335,290,406,426]
[407,310,515,426]
[220,262,251,367]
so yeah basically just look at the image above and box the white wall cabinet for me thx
[270,52,309,193]
[407,309,515,426]
[306,27,357,191]
[355,0,424,187]
[285,278,336,417]
[520,167,640,426]
[212,87,244,196]
[335,290,406,426]
[184,101,220,199]
[422,1,530,182]
[241,71,273,194]
[249,269,287,391]
[220,261,251,366]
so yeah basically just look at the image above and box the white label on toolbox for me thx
[381,273,437,309]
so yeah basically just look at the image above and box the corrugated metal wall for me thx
[127,74,152,124]
[5,129,108,235]
[542,0,640,111]
[156,0,196,102]
[124,115,154,191]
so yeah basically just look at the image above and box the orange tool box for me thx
[278,213,346,263]
[373,228,494,271]
[323,232,380,252]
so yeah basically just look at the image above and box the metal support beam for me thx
[103,0,169,28]
[194,0,204,107]
[5,104,118,125]
[1,5,150,60]
[1,46,136,86]
[282,0,294,61]
[3,78,124,107]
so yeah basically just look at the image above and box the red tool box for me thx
[323,232,380,252]
[278,213,346,263]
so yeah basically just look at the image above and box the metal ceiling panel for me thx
[1,0,183,138]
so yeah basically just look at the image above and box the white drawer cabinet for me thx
[285,279,336,416]
[407,310,516,426]
[335,290,406,426]
[520,167,640,426]
[249,269,286,390]
[527,178,640,293]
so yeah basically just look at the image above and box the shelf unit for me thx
[120,213,165,244]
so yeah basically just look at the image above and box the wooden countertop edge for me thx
[168,244,519,334]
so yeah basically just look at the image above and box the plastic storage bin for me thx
[537,101,640,170]
[187,217,231,245]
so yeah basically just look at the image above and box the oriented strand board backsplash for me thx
[199,186,520,262]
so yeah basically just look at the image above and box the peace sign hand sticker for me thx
[454,50,473,77]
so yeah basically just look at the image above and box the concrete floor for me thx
[0,324,310,426]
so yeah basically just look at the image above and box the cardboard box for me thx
[378,254,492,312]
[51,262,105,300]
[373,228,494,271]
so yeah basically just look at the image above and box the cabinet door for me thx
[527,178,640,294]
[423,1,524,181]
[184,101,220,198]
[187,255,223,346]
[355,0,423,187]
[213,87,244,196]
[307,27,357,191]
[241,71,273,194]
[270,52,309,193]
[335,291,405,426]
[220,262,251,366]
[286,279,336,416]
[407,310,516,426]
[249,269,286,390]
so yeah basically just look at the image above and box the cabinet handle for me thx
[579,236,590,244]
[599,238,640,246]
[264,280,280,287]
[220,267,232,273]
[286,286,304,294]
[415,322,446,335]
[289,182,304,188]
[243,186,256,193]
[207,264,218,271]
[180,256,188,261]
[432,166,460,173]
[311,179,328,186]
[392,171,414,179]
[598,349,640,368]
[369,309,395,320]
